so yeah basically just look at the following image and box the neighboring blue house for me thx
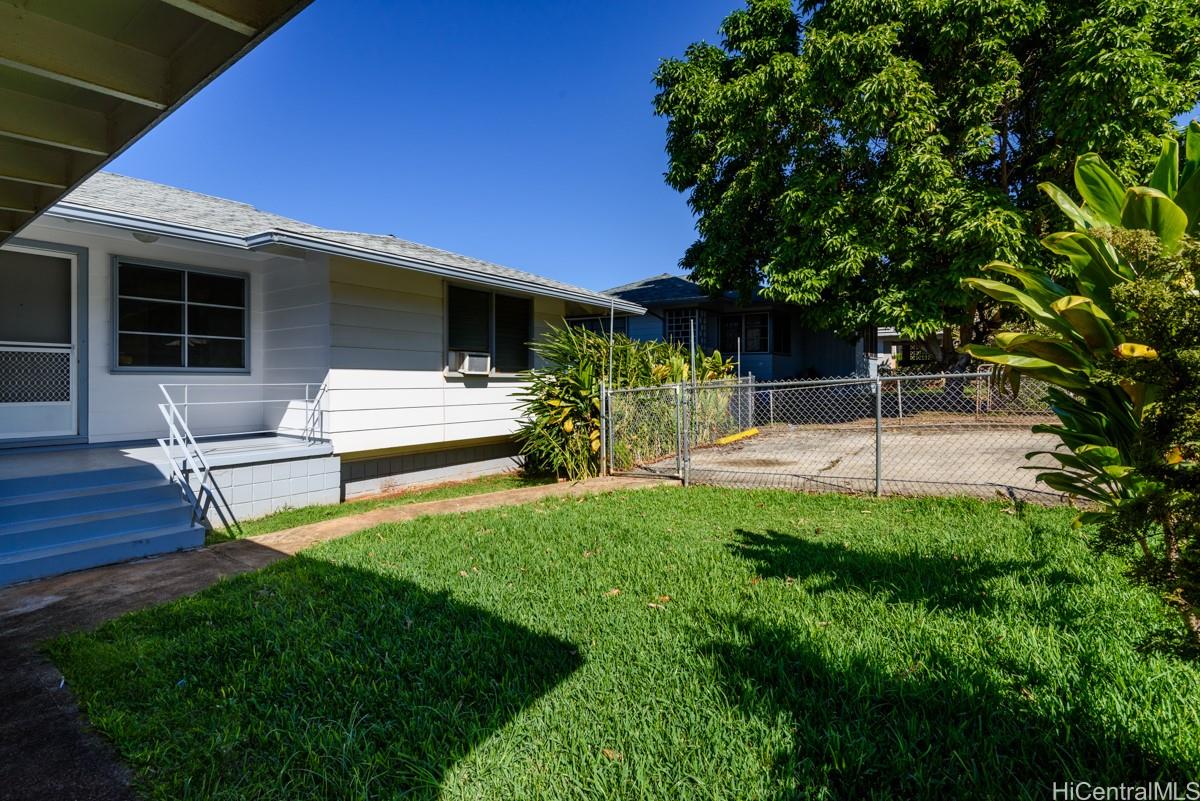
[584,273,879,381]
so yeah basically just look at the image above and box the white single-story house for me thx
[0,172,643,584]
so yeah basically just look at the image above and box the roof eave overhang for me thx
[42,204,646,315]
[0,0,313,247]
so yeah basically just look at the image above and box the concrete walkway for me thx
[0,475,664,801]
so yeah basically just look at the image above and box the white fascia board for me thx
[44,204,646,315]
[248,231,646,315]
[49,203,252,249]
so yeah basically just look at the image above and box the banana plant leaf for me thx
[993,332,1088,369]
[1075,443,1123,464]
[961,277,1077,340]
[1074,153,1127,226]
[1175,170,1200,235]
[1038,233,1130,310]
[980,261,1069,305]
[1039,181,1098,231]
[1149,137,1179,198]
[1184,120,1200,188]
[960,344,1089,389]
[1027,449,1111,478]
[1120,187,1189,253]
[1035,470,1113,502]
[1113,343,1157,359]
[1050,295,1119,352]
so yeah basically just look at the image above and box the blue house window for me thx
[720,312,769,354]
[115,260,247,371]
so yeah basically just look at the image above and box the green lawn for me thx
[50,487,1200,800]
[209,472,555,541]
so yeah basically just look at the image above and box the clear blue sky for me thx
[108,3,1200,294]
[107,0,735,292]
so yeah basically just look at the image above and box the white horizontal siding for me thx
[324,256,564,455]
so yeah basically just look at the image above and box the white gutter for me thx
[46,203,647,315]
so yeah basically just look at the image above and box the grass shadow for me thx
[704,617,1189,799]
[47,553,582,800]
[727,527,1084,618]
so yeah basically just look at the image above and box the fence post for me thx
[874,376,883,497]
[748,373,756,427]
[675,384,684,483]
[768,389,774,426]
[682,383,691,487]
[896,378,903,422]
[599,380,607,478]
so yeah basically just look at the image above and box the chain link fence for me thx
[604,372,1064,501]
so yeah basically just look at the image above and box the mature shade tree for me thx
[654,0,1200,360]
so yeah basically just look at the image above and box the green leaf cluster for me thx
[962,122,1200,643]
[516,326,734,480]
[654,0,1200,351]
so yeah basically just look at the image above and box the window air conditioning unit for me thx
[453,351,491,375]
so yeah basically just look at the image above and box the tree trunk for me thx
[922,332,945,365]
[1164,516,1180,581]
[1182,605,1200,649]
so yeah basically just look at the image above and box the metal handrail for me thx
[159,382,327,445]
[157,385,240,531]
[155,381,334,529]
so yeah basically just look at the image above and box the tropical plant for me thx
[516,325,734,480]
[962,121,1200,644]
[654,0,1200,360]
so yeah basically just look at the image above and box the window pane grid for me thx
[719,312,772,354]
[117,262,246,370]
[665,308,701,345]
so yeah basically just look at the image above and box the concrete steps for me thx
[0,461,205,587]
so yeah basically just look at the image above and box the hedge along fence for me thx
[515,325,734,480]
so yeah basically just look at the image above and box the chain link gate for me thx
[603,372,1063,501]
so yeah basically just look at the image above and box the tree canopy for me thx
[654,0,1200,355]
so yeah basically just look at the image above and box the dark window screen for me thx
[0,250,71,344]
[772,311,792,355]
[447,286,491,352]
[720,316,741,355]
[744,313,769,353]
[494,294,531,372]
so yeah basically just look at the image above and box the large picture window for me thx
[447,285,532,374]
[115,260,247,370]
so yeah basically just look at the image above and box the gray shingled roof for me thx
[51,172,641,312]
[604,273,768,308]
[604,273,711,306]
